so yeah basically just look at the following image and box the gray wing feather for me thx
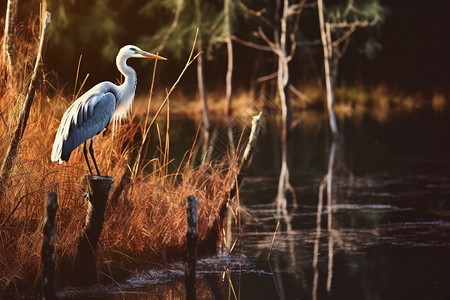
[51,88,116,163]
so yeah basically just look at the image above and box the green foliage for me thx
[14,0,390,91]
[364,36,382,59]
[326,0,390,59]
[136,0,240,60]
[137,0,196,59]
[327,0,389,24]
[48,0,133,61]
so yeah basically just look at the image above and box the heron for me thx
[51,45,166,176]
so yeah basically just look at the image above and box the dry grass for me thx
[0,19,239,297]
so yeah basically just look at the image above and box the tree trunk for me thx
[197,55,209,134]
[195,0,210,163]
[326,141,337,291]
[224,0,235,152]
[317,0,339,139]
[2,0,18,76]
[225,40,233,119]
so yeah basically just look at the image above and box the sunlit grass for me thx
[0,18,239,296]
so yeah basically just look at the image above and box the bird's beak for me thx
[140,51,167,60]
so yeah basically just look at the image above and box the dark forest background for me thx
[2,0,449,98]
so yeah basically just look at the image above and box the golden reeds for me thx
[0,19,239,297]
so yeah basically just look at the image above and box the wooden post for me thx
[185,195,198,300]
[72,175,114,285]
[42,192,58,299]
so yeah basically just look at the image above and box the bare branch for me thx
[296,39,322,46]
[288,0,317,16]
[289,84,311,102]
[329,16,380,29]
[231,35,272,52]
[287,0,309,61]
[257,26,280,56]
[235,0,273,27]
[331,26,356,47]
[155,0,183,52]
[256,72,277,83]
[342,0,354,19]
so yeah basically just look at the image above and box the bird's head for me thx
[119,45,167,61]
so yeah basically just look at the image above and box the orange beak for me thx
[141,51,167,60]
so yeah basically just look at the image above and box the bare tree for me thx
[224,0,235,151]
[2,0,18,76]
[258,0,310,210]
[273,0,295,211]
[317,0,339,138]
[234,0,316,209]
[317,0,385,138]
[194,0,211,163]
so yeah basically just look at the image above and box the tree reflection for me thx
[312,140,337,300]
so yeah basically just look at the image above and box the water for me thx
[58,109,450,299]
[236,109,450,300]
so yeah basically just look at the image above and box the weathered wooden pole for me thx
[204,113,262,255]
[41,192,58,299]
[72,175,114,285]
[185,195,198,300]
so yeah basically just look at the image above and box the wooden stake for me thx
[42,192,58,299]
[72,175,114,285]
[185,195,198,300]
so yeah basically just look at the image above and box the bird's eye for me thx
[130,47,137,52]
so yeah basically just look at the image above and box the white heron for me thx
[51,45,166,175]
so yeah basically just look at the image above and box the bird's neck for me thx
[114,56,137,121]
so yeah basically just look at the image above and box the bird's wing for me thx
[51,85,116,163]
[60,85,107,140]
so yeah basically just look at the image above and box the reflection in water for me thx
[326,142,337,293]
[313,141,337,299]
[272,207,292,299]
[64,112,450,299]
[312,171,325,300]
[238,111,450,299]
[58,272,220,299]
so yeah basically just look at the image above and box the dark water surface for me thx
[59,110,450,299]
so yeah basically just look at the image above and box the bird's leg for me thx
[83,141,93,175]
[89,138,101,176]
